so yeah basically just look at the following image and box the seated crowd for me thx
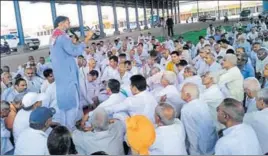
[1,19,268,155]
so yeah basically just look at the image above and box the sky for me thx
[0,1,262,31]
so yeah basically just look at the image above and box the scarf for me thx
[49,28,65,46]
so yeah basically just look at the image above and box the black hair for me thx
[220,39,230,45]
[109,55,119,63]
[253,42,261,46]
[43,68,53,78]
[47,126,72,155]
[78,55,84,59]
[124,60,132,65]
[176,60,188,67]
[15,78,26,86]
[226,49,235,54]
[183,44,189,50]
[171,51,181,56]
[138,43,143,47]
[209,36,215,40]
[199,36,204,40]
[108,79,120,93]
[119,53,127,58]
[237,47,245,53]
[89,70,99,78]
[174,40,179,43]
[150,50,157,57]
[91,151,108,155]
[130,75,147,91]
[54,16,69,28]
[91,42,96,45]
[30,123,45,130]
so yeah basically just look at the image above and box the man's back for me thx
[15,128,49,155]
[181,99,217,155]
[243,108,268,154]
[72,121,125,155]
[215,124,262,155]
[13,110,32,144]
[149,119,187,155]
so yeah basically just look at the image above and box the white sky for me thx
[0,1,262,31]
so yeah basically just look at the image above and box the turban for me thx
[126,115,156,155]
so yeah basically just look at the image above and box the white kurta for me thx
[155,85,184,117]
[243,108,268,154]
[1,119,13,155]
[72,121,125,155]
[200,84,225,131]
[245,96,258,113]
[181,99,217,155]
[101,66,119,82]
[207,61,222,73]
[218,67,244,102]
[106,90,158,124]
[149,119,187,155]
[14,128,49,155]
[215,124,262,155]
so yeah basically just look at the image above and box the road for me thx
[1,18,242,72]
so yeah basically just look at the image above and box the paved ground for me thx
[1,18,242,71]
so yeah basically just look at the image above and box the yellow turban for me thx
[126,115,156,155]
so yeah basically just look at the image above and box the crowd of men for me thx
[1,17,268,155]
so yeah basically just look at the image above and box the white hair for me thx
[184,65,197,75]
[183,82,199,100]
[224,54,237,66]
[243,77,261,92]
[1,72,10,79]
[155,103,176,125]
[91,108,109,132]
[206,72,219,84]
[256,88,268,105]
[162,71,177,85]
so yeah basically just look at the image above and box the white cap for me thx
[22,92,45,107]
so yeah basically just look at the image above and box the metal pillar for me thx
[174,0,177,24]
[124,0,131,32]
[240,0,242,12]
[264,0,268,11]
[162,0,165,18]
[77,0,85,38]
[112,0,120,35]
[197,0,199,19]
[13,0,25,48]
[177,0,180,23]
[166,0,169,17]
[157,0,160,18]
[50,0,57,25]
[143,0,148,29]
[96,0,105,38]
[217,0,220,20]
[151,0,154,27]
[171,0,173,20]
[135,0,141,30]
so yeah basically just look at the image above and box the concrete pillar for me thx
[143,0,148,29]
[171,0,173,20]
[217,0,220,20]
[112,0,120,35]
[124,0,131,32]
[174,1,177,24]
[197,0,199,19]
[166,0,169,17]
[151,0,154,27]
[50,0,57,25]
[264,0,268,11]
[77,0,85,38]
[162,0,165,18]
[177,0,180,23]
[96,0,105,38]
[157,0,160,18]
[13,0,27,52]
[135,0,141,30]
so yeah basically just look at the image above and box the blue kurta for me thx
[50,34,85,111]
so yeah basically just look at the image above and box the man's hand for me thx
[109,118,119,124]
[160,95,167,102]
[84,31,94,44]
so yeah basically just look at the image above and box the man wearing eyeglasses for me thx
[23,67,43,93]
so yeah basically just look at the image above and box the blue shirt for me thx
[1,87,27,103]
[240,61,255,79]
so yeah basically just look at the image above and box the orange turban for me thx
[126,115,156,155]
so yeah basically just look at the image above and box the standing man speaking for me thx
[166,16,174,37]
[49,16,93,131]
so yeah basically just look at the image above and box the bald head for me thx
[182,83,199,102]
[155,103,176,126]
[91,108,109,132]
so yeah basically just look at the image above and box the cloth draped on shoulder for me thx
[49,28,66,46]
